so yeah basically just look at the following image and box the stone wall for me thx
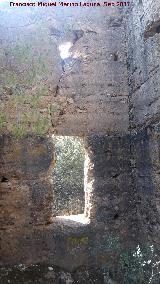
[0,135,55,228]
[1,131,159,282]
[0,3,131,273]
[127,0,160,129]
[0,3,129,136]
[126,0,160,245]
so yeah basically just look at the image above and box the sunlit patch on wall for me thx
[59,42,73,59]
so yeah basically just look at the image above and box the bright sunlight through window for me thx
[59,42,73,59]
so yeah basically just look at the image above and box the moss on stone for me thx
[68,236,88,246]
[0,111,6,133]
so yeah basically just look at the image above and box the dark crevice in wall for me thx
[1,176,9,183]
[50,27,63,37]
[144,21,160,39]
[128,64,159,96]
[113,53,118,61]
[156,25,160,34]
[72,30,84,44]
[111,173,119,178]
[114,213,119,220]
[108,16,123,28]
[54,84,60,97]
[86,30,97,35]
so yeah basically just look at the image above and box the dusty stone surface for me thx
[0,135,55,228]
[0,3,129,136]
[1,133,159,281]
[0,264,117,284]
[125,0,160,245]
[127,0,160,130]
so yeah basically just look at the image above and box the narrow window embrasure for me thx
[52,136,86,219]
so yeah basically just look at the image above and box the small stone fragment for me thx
[48,267,54,271]
[67,98,74,104]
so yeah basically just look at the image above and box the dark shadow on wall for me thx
[130,128,159,244]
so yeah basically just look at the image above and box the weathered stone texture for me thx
[0,5,129,136]
[126,0,160,247]
[130,128,160,245]
[127,0,160,129]
[0,135,55,229]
